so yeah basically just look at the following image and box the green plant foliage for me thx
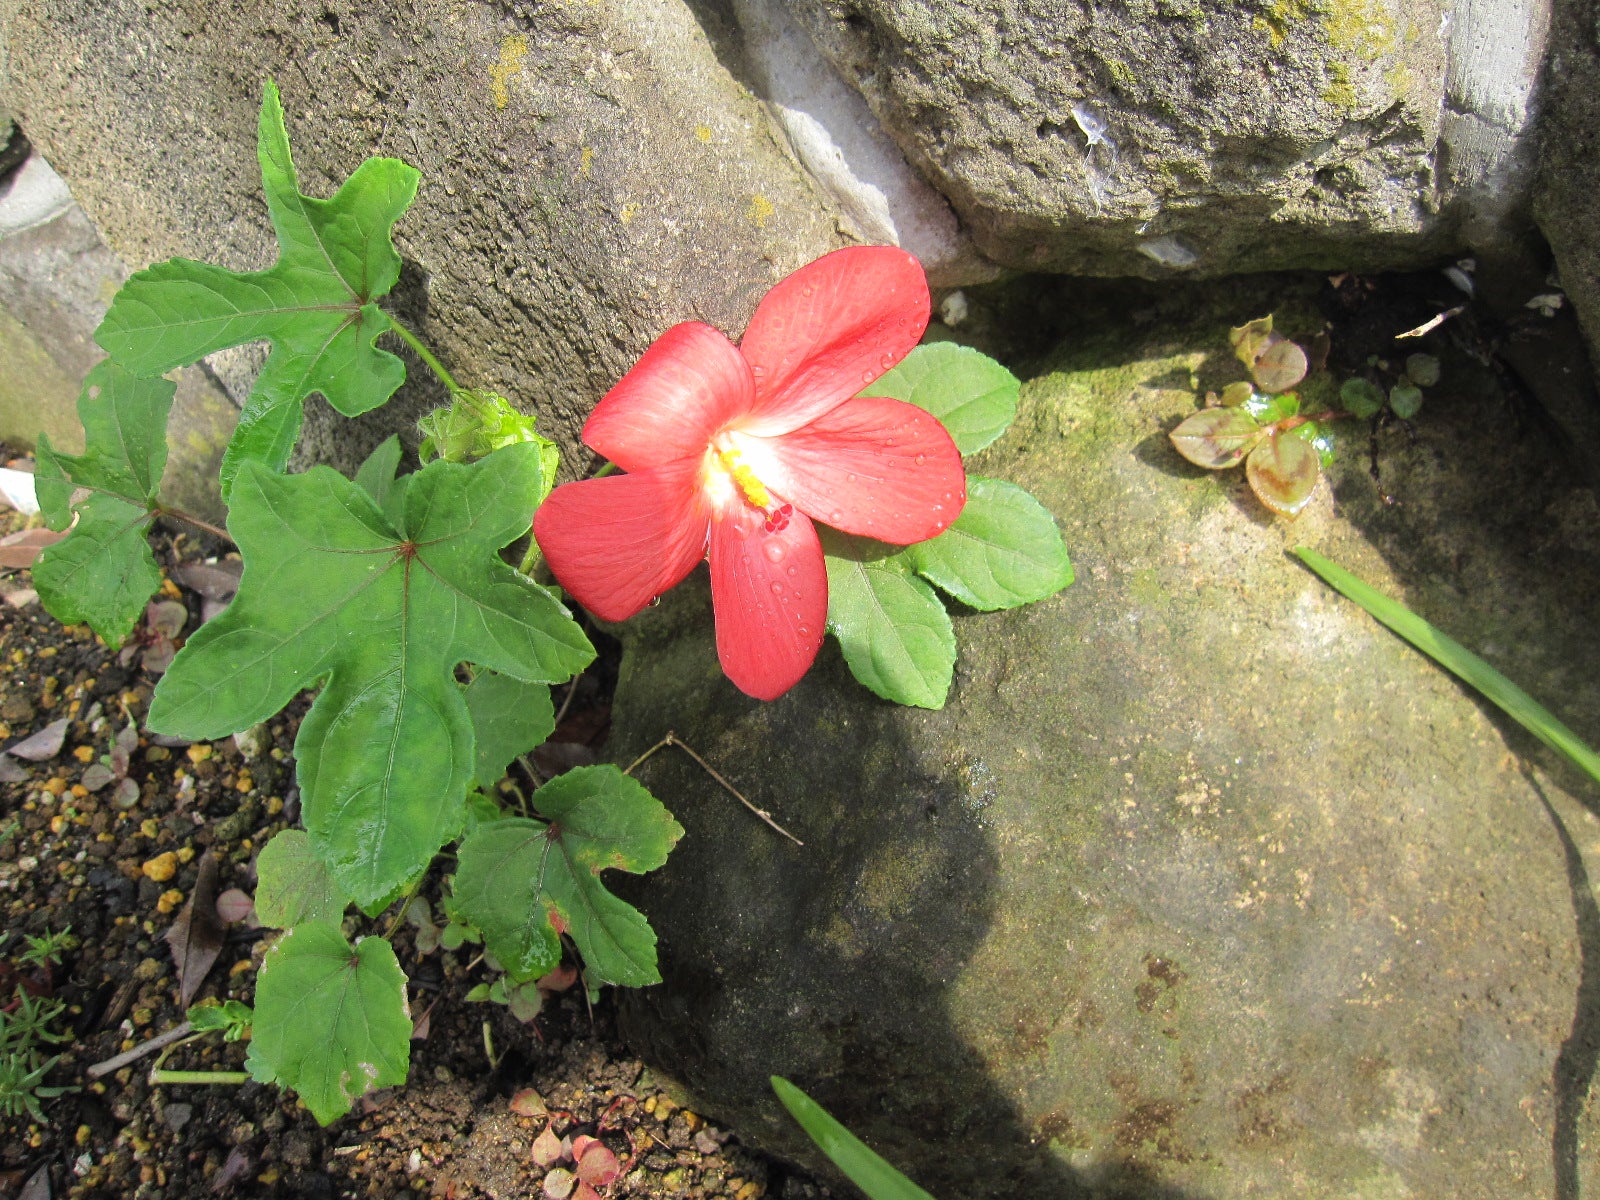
[1339,377,1385,419]
[352,433,408,524]
[0,990,74,1124]
[861,342,1019,455]
[1403,353,1440,387]
[246,921,411,1124]
[1295,547,1600,790]
[1388,382,1423,419]
[450,765,684,987]
[1169,406,1262,470]
[95,80,420,497]
[771,1077,938,1200]
[187,999,255,1042]
[905,477,1074,611]
[465,669,556,791]
[148,443,594,910]
[254,830,348,929]
[419,390,561,496]
[32,362,176,647]
[822,530,955,709]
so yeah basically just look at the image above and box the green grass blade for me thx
[771,1076,938,1200]
[1294,546,1600,790]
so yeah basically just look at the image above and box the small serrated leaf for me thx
[1168,407,1262,470]
[253,829,348,929]
[907,477,1073,611]
[245,922,411,1124]
[465,670,555,791]
[95,81,420,496]
[1246,431,1321,517]
[451,765,683,988]
[821,529,955,709]
[1389,382,1424,420]
[31,362,176,648]
[860,342,1019,455]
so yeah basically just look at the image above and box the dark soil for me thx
[0,509,830,1200]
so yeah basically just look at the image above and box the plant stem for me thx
[86,1020,192,1079]
[593,462,618,478]
[150,1069,250,1086]
[157,507,232,543]
[386,314,464,395]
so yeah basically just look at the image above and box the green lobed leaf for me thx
[772,1077,938,1200]
[450,765,684,987]
[860,342,1019,455]
[465,669,556,790]
[1294,547,1600,792]
[822,529,955,709]
[1168,406,1262,470]
[254,830,348,928]
[1246,431,1321,517]
[95,81,420,497]
[906,476,1073,611]
[147,442,594,910]
[32,362,176,648]
[1339,377,1385,419]
[353,435,403,507]
[245,922,411,1124]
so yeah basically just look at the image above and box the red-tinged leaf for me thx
[1169,408,1262,470]
[537,964,579,993]
[1218,381,1254,407]
[215,888,255,925]
[575,1185,602,1200]
[110,723,139,776]
[170,560,243,602]
[510,1088,548,1118]
[142,639,178,676]
[543,1168,576,1200]
[1252,338,1308,393]
[209,1145,252,1194]
[112,777,140,809]
[576,1143,621,1187]
[0,527,66,569]
[531,1126,566,1167]
[8,717,68,761]
[1229,316,1275,367]
[147,599,188,640]
[1246,432,1321,517]
[570,1135,598,1161]
[81,763,116,792]
[164,853,224,1008]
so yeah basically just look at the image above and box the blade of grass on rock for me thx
[771,1076,938,1200]
[1294,546,1600,790]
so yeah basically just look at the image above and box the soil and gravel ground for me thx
[0,504,832,1200]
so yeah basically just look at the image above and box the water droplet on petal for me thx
[846,473,856,483]
[751,365,765,378]
[802,285,815,298]
[798,624,811,637]
[770,581,784,596]
[763,541,785,563]
[915,454,926,465]
[829,510,842,523]
[786,565,797,577]
[879,352,895,369]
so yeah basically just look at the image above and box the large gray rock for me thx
[612,280,1600,1197]
[770,0,1549,278]
[0,0,842,476]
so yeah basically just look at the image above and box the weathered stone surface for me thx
[1536,0,1600,382]
[772,0,1550,279]
[0,0,843,479]
[0,154,236,521]
[613,280,1600,1197]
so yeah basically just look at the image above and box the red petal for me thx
[533,463,708,621]
[584,323,753,472]
[746,396,965,544]
[708,505,827,701]
[737,247,929,437]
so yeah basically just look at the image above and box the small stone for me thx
[144,746,170,762]
[156,888,183,914]
[43,777,66,796]
[162,1104,192,1134]
[185,744,212,764]
[141,852,177,882]
[134,957,164,981]
[131,1006,152,1027]
[73,745,95,763]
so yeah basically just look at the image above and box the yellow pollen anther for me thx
[717,447,770,509]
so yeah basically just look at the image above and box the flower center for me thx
[708,437,792,533]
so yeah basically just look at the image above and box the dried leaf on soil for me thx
[164,853,225,1008]
[8,717,69,761]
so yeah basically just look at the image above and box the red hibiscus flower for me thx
[533,246,965,700]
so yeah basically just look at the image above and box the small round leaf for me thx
[1251,338,1309,393]
[1169,407,1263,469]
[1246,432,1321,517]
[1389,383,1424,420]
[1339,378,1385,419]
[1403,354,1440,387]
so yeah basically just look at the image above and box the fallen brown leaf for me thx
[0,527,65,569]
[164,853,224,1009]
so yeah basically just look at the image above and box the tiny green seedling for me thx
[16,927,78,970]
[0,989,76,1123]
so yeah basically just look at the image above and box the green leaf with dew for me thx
[147,443,594,910]
[465,669,556,791]
[245,922,410,1124]
[32,362,175,648]
[1288,420,1335,467]
[861,342,1018,455]
[1294,547,1600,792]
[906,477,1073,611]
[822,529,955,709]
[451,765,683,987]
[771,1077,938,1200]
[95,81,420,497]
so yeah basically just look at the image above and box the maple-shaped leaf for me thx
[33,361,175,647]
[147,442,595,909]
[95,80,420,497]
[450,765,684,988]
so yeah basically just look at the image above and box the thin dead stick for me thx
[1396,305,1464,339]
[552,671,582,728]
[87,1020,193,1079]
[623,731,803,846]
